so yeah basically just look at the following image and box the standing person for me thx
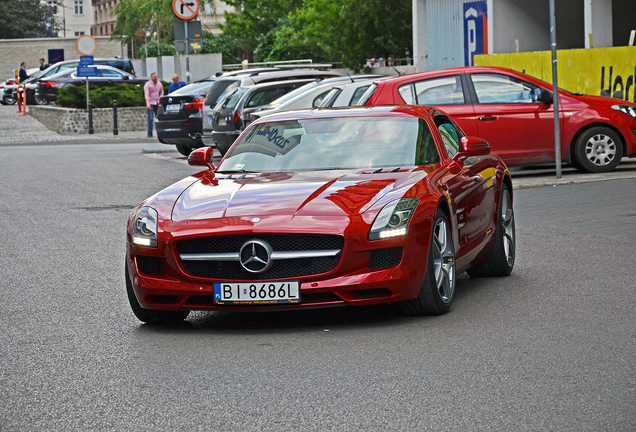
[39,58,49,71]
[18,62,28,83]
[144,72,164,138]
[168,74,186,93]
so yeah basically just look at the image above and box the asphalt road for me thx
[1,142,635,431]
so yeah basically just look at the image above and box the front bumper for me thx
[126,227,431,312]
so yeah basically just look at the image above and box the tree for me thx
[0,0,59,39]
[222,0,412,70]
[201,32,240,65]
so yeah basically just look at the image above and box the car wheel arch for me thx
[569,122,626,160]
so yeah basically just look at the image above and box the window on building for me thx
[74,0,83,15]
[74,31,85,37]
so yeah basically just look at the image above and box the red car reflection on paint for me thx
[125,106,516,324]
[359,66,636,173]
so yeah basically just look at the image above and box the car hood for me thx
[171,169,424,222]
[577,94,626,107]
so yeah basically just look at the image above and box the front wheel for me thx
[34,92,49,105]
[467,183,515,277]
[399,209,456,316]
[125,263,189,324]
[573,126,623,173]
[3,94,16,105]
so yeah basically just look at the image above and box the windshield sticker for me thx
[231,164,245,171]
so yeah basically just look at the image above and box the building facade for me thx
[49,0,94,38]
[413,0,635,72]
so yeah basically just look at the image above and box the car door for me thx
[434,115,496,254]
[468,72,558,164]
[397,74,479,138]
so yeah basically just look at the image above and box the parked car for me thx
[155,68,296,156]
[209,79,333,155]
[5,58,135,105]
[359,66,636,173]
[125,105,516,323]
[36,66,146,103]
[159,68,342,156]
[242,75,384,126]
[1,68,40,105]
[318,77,387,108]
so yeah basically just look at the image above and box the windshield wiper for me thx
[215,169,256,174]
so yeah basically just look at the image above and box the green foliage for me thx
[222,0,412,71]
[56,83,169,109]
[201,32,240,65]
[0,0,58,39]
[136,41,177,58]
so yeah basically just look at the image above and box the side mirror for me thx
[122,75,130,80]
[456,136,490,158]
[188,147,215,170]
[536,89,553,104]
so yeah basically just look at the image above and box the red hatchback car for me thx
[360,66,636,173]
[126,105,515,324]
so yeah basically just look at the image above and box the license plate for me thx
[166,103,180,112]
[217,117,227,126]
[213,281,300,304]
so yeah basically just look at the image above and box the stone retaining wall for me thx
[28,105,147,135]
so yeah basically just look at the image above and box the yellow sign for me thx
[191,43,199,50]
[474,46,636,103]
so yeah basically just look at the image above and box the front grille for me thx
[177,234,344,280]
[368,247,402,269]
[136,256,164,275]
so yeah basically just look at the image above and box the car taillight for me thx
[7,80,15,85]
[40,81,55,87]
[233,110,242,128]
[184,98,204,110]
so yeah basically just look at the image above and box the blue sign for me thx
[79,55,94,67]
[76,66,98,77]
[463,1,488,66]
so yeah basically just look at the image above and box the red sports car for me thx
[125,106,515,324]
[360,66,636,173]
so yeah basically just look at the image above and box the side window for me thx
[356,84,377,106]
[471,73,540,104]
[318,88,340,107]
[99,69,123,78]
[312,90,332,107]
[416,118,441,165]
[246,87,288,108]
[349,85,370,106]
[434,116,463,158]
[413,75,465,105]
[398,83,416,104]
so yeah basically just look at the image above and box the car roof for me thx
[248,105,438,124]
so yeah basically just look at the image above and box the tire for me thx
[125,263,189,324]
[573,126,623,173]
[399,209,456,316]
[176,145,195,157]
[3,94,16,105]
[467,183,515,277]
[34,92,49,105]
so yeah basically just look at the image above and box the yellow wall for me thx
[474,47,636,103]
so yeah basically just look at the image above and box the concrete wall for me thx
[0,37,125,81]
[131,53,223,82]
[28,105,146,134]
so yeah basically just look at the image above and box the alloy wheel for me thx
[585,133,617,167]
[432,217,455,303]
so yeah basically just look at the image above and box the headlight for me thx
[611,104,636,117]
[132,207,158,247]
[369,198,419,240]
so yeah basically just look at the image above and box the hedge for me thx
[56,81,171,109]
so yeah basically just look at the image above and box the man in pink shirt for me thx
[144,73,164,137]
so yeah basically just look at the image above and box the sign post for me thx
[77,55,97,134]
[172,0,200,84]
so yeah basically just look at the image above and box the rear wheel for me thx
[467,183,515,277]
[176,144,196,157]
[3,93,16,105]
[34,92,49,105]
[573,126,623,173]
[125,263,189,324]
[399,209,456,316]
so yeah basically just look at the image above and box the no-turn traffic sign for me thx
[172,0,200,20]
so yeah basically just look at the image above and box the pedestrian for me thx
[39,58,49,71]
[144,72,164,138]
[18,62,28,83]
[168,74,186,93]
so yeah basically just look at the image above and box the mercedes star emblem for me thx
[239,239,273,273]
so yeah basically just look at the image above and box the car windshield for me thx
[217,116,425,173]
